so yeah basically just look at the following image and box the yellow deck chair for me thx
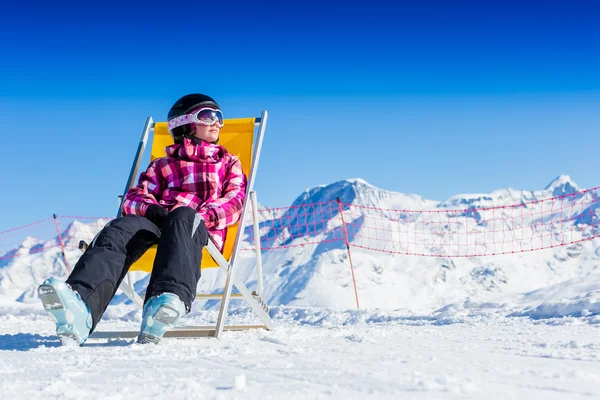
[89,112,274,339]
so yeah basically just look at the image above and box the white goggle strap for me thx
[168,113,194,131]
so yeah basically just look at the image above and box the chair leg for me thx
[250,191,264,295]
[120,273,144,309]
[205,240,275,338]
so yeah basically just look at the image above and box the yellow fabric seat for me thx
[129,118,255,272]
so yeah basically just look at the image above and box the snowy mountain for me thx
[1,176,599,319]
[292,177,438,210]
[438,174,580,208]
[0,219,110,304]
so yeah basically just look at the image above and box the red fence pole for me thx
[337,198,360,309]
[52,214,71,274]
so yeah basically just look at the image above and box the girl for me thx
[38,94,247,345]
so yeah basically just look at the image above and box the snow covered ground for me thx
[1,301,599,399]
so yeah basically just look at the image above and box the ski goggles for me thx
[168,107,224,131]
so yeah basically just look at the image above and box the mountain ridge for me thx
[1,175,598,316]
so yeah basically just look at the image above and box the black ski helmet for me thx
[167,94,220,144]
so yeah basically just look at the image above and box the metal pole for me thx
[250,191,264,295]
[205,239,275,331]
[52,214,71,275]
[117,117,153,218]
[116,117,153,308]
[336,198,360,309]
[215,111,268,338]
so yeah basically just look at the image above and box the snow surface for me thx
[0,303,599,399]
[0,176,599,398]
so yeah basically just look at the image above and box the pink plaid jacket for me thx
[121,138,247,251]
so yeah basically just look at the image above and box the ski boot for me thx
[137,293,185,344]
[38,277,93,346]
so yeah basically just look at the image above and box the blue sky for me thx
[0,1,599,232]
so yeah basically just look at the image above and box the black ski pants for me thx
[66,206,209,331]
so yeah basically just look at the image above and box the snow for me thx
[513,291,600,319]
[0,176,599,398]
[0,303,599,399]
[438,174,581,208]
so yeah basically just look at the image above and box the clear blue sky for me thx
[0,1,599,232]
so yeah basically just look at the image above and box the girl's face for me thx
[193,121,221,143]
